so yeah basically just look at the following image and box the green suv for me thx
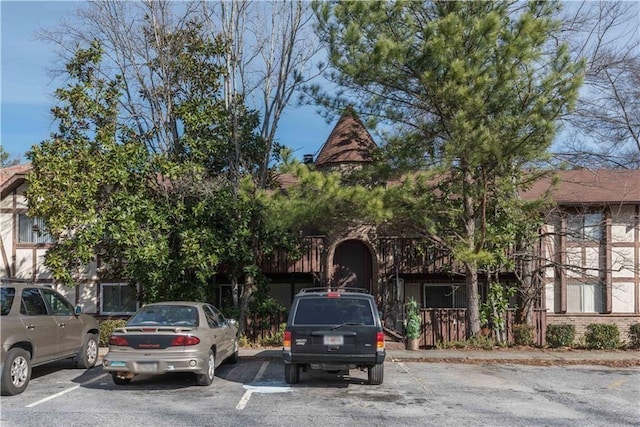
[282,288,385,385]
[1,281,100,395]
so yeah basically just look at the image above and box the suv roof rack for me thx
[298,287,371,294]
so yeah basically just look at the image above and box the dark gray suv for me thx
[282,288,385,385]
[1,282,100,395]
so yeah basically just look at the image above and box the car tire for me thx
[197,350,215,386]
[284,363,299,384]
[111,372,132,385]
[368,363,384,385]
[1,348,31,396]
[76,333,99,369]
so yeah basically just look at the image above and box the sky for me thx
[0,1,334,164]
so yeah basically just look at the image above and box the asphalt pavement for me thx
[98,343,640,367]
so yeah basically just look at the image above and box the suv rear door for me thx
[290,295,378,356]
[19,288,59,364]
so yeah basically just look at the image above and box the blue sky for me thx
[0,1,333,163]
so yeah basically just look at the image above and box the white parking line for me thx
[236,361,269,410]
[235,361,294,410]
[26,373,109,408]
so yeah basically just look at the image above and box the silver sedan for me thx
[102,302,239,386]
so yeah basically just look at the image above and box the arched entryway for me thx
[331,239,373,291]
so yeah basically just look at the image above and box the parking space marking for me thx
[26,373,109,408]
[236,361,269,410]
[236,361,293,410]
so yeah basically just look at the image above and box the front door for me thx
[332,240,372,291]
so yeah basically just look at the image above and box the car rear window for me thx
[293,297,375,326]
[128,305,199,327]
[1,287,15,316]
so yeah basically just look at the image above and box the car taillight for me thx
[283,331,291,351]
[171,335,200,346]
[109,335,129,346]
[376,332,385,351]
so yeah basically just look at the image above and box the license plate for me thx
[110,361,126,367]
[137,362,158,372]
[324,335,343,346]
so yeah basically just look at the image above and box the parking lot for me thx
[1,354,638,427]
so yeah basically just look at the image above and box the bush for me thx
[584,323,621,349]
[513,324,534,346]
[628,323,640,349]
[259,323,286,347]
[546,324,575,348]
[99,319,127,346]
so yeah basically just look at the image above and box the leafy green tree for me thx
[314,0,584,336]
[27,26,302,333]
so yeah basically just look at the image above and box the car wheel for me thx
[197,350,215,386]
[284,363,299,384]
[111,372,132,385]
[76,333,99,369]
[368,363,384,385]
[1,348,31,396]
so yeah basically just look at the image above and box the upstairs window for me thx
[567,213,603,243]
[18,214,56,244]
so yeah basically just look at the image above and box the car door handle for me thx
[26,324,35,330]
[58,323,66,328]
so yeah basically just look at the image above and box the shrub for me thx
[546,324,575,348]
[627,323,640,349]
[99,319,127,346]
[584,323,621,350]
[467,335,495,350]
[259,323,286,347]
[513,324,534,346]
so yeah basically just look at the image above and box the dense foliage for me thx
[546,324,576,348]
[313,0,584,336]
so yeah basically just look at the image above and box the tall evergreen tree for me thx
[314,0,584,336]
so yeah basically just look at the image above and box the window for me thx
[21,288,48,315]
[41,288,74,316]
[203,305,221,328]
[101,283,138,315]
[18,214,56,244]
[567,213,603,242]
[567,282,604,313]
[423,285,466,308]
[1,287,16,316]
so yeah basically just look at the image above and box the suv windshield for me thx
[293,298,374,326]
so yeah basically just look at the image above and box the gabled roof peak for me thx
[314,108,377,168]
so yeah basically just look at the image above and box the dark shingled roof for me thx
[314,107,377,167]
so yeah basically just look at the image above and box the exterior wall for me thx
[543,204,639,334]
[0,180,101,314]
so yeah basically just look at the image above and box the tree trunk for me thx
[465,262,481,338]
